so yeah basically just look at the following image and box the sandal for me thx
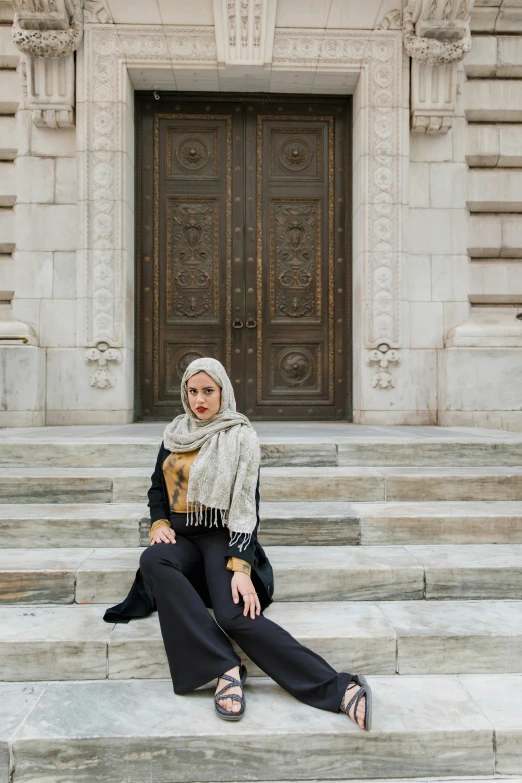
[340,674,372,731]
[214,664,248,721]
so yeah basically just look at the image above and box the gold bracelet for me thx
[148,519,171,541]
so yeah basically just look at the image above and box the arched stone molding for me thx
[78,24,405,404]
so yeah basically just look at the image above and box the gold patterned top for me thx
[158,448,251,576]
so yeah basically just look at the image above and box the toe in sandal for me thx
[340,674,372,731]
[214,664,248,721]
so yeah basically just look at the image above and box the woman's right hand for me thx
[149,526,176,545]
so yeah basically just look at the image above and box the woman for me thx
[104,357,371,729]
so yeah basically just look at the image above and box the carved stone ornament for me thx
[12,0,83,58]
[366,344,401,390]
[213,0,274,65]
[404,0,475,132]
[85,342,123,390]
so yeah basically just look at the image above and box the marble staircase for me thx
[0,423,522,782]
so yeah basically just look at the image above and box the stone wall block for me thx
[410,130,453,163]
[55,158,78,204]
[429,163,467,208]
[431,255,469,302]
[401,254,432,302]
[40,299,77,348]
[15,204,77,252]
[463,36,497,77]
[466,124,500,167]
[0,252,54,299]
[52,252,77,299]
[0,345,45,425]
[408,208,468,256]
[440,348,522,411]
[409,162,430,208]
[409,302,444,349]
[16,156,55,204]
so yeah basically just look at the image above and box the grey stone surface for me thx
[11,676,494,782]
[0,504,144,548]
[460,674,522,774]
[405,544,522,599]
[0,548,94,604]
[260,467,385,501]
[0,605,111,680]
[338,439,522,467]
[139,501,361,546]
[74,545,425,604]
[108,601,396,679]
[0,683,47,783]
[256,501,359,545]
[382,467,522,502]
[378,600,522,674]
[355,501,522,545]
[0,470,113,504]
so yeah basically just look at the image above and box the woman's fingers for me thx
[243,592,250,617]
[231,579,239,605]
[255,592,261,616]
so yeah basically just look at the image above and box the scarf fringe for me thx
[185,502,252,552]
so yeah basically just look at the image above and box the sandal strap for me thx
[214,692,244,705]
[342,684,367,725]
[214,673,243,701]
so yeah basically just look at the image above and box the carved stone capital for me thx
[85,342,123,390]
[404,0,475,132]
[12,0,83,58]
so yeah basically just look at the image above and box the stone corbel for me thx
[366,344,401,390]
[12,0,83,129]
[85,342,123,390]
[404,0,474,133]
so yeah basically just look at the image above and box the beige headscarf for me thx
[162,358,261,552]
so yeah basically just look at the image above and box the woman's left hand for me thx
[231,572,261,619]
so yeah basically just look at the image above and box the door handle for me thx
[246,318,257,328]
[232,318,244,329]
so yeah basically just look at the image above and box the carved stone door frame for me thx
[78,24,404,422]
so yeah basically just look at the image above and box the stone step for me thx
[0,115,16,160]
[464,35,522,78]
[3,435,522,468]
[2,544,522,605]
[3,466,522,504]
[466,123,522,168]
[463,79,522,122]
[0,68,19,114]
[468,213,522,258]
[3,500,522,548]
[3,674,519,781]
[467,169,522,213]
[1,600,522,682]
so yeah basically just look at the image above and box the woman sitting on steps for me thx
[105,356,371,729]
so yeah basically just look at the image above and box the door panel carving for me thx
[137,97,351,420]
[166,197,219,321]
[271,198,321,321]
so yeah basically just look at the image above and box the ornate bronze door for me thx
[136,95,351,420]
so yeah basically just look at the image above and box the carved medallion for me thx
[166,127,218,179]
[176,137,211,172]
[279,348,314,385]
[269,127,322,179]
[279,138,313,173]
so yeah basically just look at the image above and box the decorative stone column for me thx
[404,0,474,133]
[11,0,84,128]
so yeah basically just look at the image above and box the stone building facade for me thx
[0,0,521,428]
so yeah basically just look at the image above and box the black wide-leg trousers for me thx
[139,517,353,713]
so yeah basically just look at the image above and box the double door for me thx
[136,94,351,420]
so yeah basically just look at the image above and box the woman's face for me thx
[186,371,221,420]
